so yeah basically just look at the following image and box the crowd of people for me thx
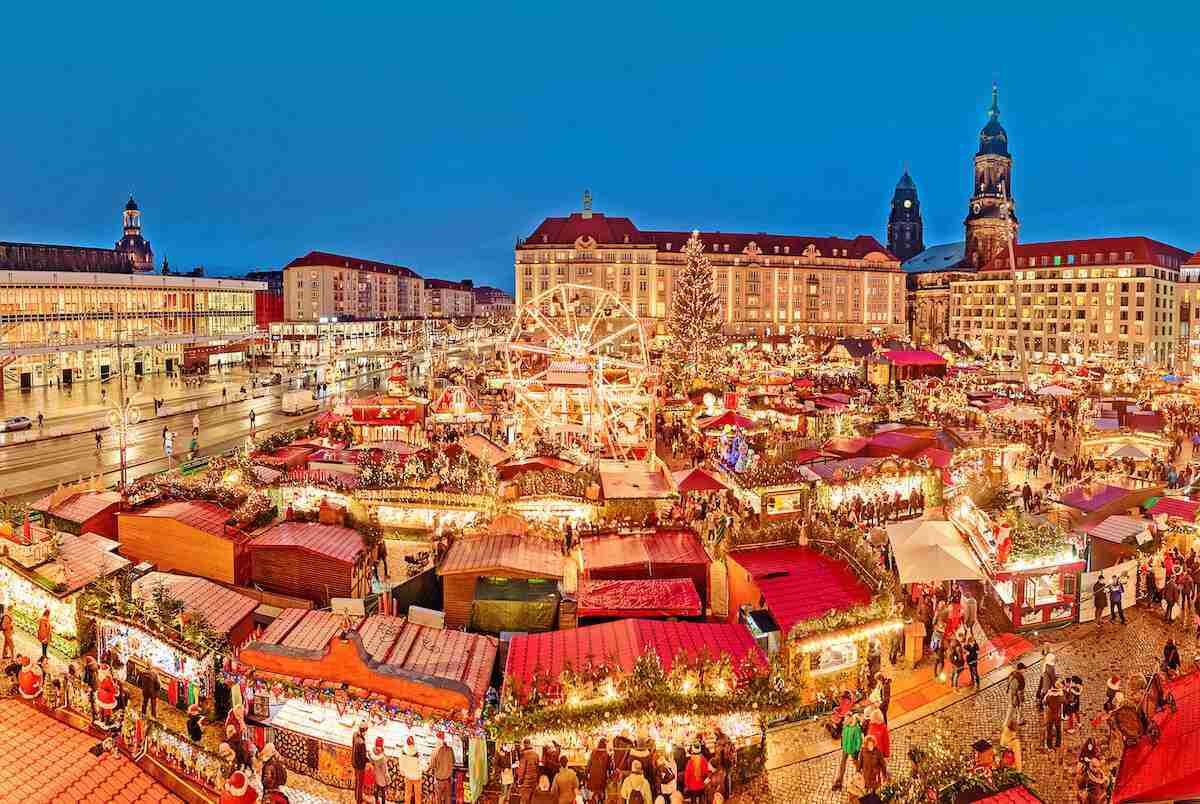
[496,730,737,804]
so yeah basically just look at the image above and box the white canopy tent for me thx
[887,519,985,584]
[1107,444,1151,461]
[1036,384,1074,397]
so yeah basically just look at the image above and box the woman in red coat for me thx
[867,708,891,758]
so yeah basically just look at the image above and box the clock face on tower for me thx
[903,200,912,208]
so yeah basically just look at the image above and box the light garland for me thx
[791,618,906,653]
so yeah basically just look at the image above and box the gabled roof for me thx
[1148,496,1200,521]
[503,618,763,700]
[31,490,121,523]
[250,522,365,564]
[284,250,421,279]
[128,500,236,539]
[580,529,709,573]
[254,610,496,713]
[728,546,872,634]
[132,573,257,636]
[985,236,1192,272]
[50,533,132,594]
[438,533,562,579]
[1113,672,1200,802]
[1188,249,1200,267]
[880,350,946,367]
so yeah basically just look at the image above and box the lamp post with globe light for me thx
[107,394,141,491]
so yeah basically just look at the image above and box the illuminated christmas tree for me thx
[664,230,727,392]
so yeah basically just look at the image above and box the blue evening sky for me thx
[1,4,1195,289]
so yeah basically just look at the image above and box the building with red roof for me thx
[283,250,426,321]
[131,571,259,647]
[32,488,122,539]
[438,533,564,630]
[951,234,1192,367]
[503,618,763,702]
[516,192,904,338]
[248,521,369,604]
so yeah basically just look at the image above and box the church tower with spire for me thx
[963,83,1017,268]
[887,168,924,261]
[116,194,155,273]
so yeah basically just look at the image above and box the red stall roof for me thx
[577,578,702,619]
[1149,496,1200,521]
[133,572,257,637]
[250,521,365,564]
[729,546,872,634]
[503,618,763,700]
[1114,672,1200,802]
[438,533,563,579]
[822,437,868,457]
[133,500,238,539]
[863,431,932,458]
[32,490,121,523]
[881,350,947,367]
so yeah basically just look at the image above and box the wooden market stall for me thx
[437,532,564,630]
[233,609,496,798]
[31,485,122,539]
[118,500,253,587]
[248,521,369,604]
[0,528,130,658]
[579,528,711,613]
[92,572,259,709]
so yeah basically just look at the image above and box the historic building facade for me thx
[424,278,475,318]
[0,195,155,274]
[901,85,1018,346]
[950,237,1190,367]
[517,194,905,338]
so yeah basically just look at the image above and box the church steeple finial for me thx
[989,82,1000,121]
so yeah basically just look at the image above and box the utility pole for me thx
[1002,195,1029,391]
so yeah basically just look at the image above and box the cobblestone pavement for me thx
[732,604,1186,803]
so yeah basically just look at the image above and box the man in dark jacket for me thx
[139,668,160,719]
[586,738,612,801]
[516,738,540,804]
[352,722,368,803]
[1093,575,1108,627]
[431,732,455,804]
[261,743,287,793]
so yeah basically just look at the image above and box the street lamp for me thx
[107,393,141,490]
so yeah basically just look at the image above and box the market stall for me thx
[231,610,495,800]
[437,531,564,630]
[950,497,1085,631]
[495,617,779,785]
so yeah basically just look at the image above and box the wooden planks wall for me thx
[441,574,477,629]
[117,514,236,585]
[250,547,352,604]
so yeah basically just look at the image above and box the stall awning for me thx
[1148,496,1200,521]
[502,618,763,701]
[881,350,946,367]
[1082,515,1152,545]
[887,520,984,584]
[581,529,709,573]
[576,578,701,618]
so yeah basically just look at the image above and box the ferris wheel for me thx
[502,284,652,459]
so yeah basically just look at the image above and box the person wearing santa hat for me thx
[94,664,118,725]
[369,736,391,803]
[17,656,42,699]
[220,770,259,804]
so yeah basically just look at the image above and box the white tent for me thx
[1107,444,1151,461]
[1036,384,1074,397]
[997,404,1045,423]
[887,520,984,584]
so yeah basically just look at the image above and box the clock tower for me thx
[887,168,924,261]
[964,83,1016,268]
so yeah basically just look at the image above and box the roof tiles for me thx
[134,500,235,539]
[251,521,365,564]
[132,573,257,636]
[438,533,562,579]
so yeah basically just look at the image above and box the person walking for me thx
[1165,572,1180,622]
[999,719,1023,771]
[351,722,368,804]
[36,412,43,430]
[551,756,578,804]
[36,608,52,659]
[369,736,391,804]
[192,413,200,436]
[1005,662,1027,726]
[249,408,256,432]
[830,711,862,791]
[397,735,425,804]
[858,733,888,796]
[965,633,981,688]
[517,738,541,804]
[139,666,160,719]
[1036,654,1057,713]
[1109,575,1127,624]
[1093,574,1108,627]
[431,732,455,804]
[1043,679,1065,758]
[586,738,612,803]
[0,607,10,661]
